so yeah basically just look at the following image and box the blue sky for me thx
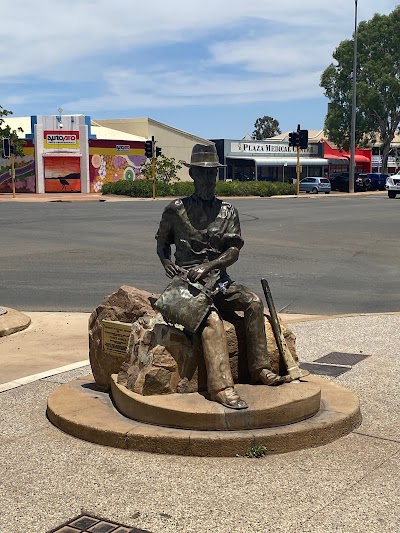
[1,0,398,140]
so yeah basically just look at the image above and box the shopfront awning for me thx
[226,156,329,166]
[341,154,370,163]
[327,157,348,165]
[43,152,82,157]
[355,155,370,163]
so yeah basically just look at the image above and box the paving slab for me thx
[297,451,400,533]
[0,394,398,533]
[0,313,399,532]
[0,311,89,385]
[290,315,400,443]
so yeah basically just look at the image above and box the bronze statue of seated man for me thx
[156,143,283,410]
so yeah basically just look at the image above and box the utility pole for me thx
[2,137,15,198]
[151,135,156,200]
[11,146,16,198]
[144,136,157,199]
[296,124,301,196]
[349,0,358,194]
[289,126,308,195]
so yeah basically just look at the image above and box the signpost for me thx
[144,136,162,200]
[11,148,16,199]
[2,138,15,198]
[151,136,156,200]
[288,125,308,196]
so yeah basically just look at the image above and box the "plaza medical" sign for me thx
[230,141,319,156]
[43,130,80,150]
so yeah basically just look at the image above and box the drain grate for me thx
[314,352,370,366]
[300,362,351,377]
[47,513,151,533]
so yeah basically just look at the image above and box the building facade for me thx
[0,115,211,194]
[212,135,372,182]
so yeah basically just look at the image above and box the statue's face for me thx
[190,167,218,200]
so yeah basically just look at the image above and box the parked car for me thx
[299,177,331,194]
[385,173,400,198]
[330,173,363,192]
[358,173,388,191]
[331,172,388,192]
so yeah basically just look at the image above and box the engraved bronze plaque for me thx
[101,320,132,358]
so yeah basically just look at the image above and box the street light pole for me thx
[349,0,358,193]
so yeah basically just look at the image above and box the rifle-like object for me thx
[261,278,309,381]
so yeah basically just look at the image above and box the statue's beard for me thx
[194,182,216,201]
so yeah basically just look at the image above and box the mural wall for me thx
[44,156,81,192]
[0,142,36,193]
[89,140,145,193]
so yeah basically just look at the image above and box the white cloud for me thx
[64,67,324,111]
[0,0,398,112]
[208,35,334,74]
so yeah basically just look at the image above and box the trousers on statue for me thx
[200,283,271,393]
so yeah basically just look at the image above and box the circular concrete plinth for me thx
[111,376,321,431]
[47,374,361,457]
[0,307,31,337]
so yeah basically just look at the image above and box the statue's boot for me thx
[211,386,248,410]
[252,369,284,386]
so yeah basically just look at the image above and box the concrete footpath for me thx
[0,310,399,532]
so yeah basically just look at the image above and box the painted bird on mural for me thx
[58,178,70,191]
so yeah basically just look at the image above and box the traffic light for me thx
[155,147,162,157]
[298,129,308,149]
[2,138,11,158]
[288,131,299,147]
[144,140,153,158]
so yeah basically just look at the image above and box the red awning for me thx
[342,154,370,163]
[355,155,370,163]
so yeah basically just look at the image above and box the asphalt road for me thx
[0,194,399,314]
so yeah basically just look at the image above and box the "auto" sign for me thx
[44,130,80,149]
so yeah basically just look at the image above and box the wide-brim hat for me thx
[183,143,226,168]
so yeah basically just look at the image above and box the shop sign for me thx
[230,141,318,156]
[116,144,131,152]
[43,130,80,150]
[373,156,397,164]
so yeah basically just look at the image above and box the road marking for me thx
[0,360,90,393]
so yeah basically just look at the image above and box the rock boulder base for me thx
[89,285,297,394]
[88,285,157,389]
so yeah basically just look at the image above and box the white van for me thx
[385,173,400,198]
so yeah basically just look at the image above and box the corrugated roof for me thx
[267,129,325,142]
[0,116,146,142]
[90,122,146,141]
[94,117,212,144]
[0,116,32,137]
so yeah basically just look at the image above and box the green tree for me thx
[0,106,25,156]
[140,154,183,183]
[252,116,281,140]
[320,6,400,172]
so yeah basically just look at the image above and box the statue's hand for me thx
[164,261,180,279]
[187,263,212,283]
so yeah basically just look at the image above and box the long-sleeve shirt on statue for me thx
[155,193,244,285]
